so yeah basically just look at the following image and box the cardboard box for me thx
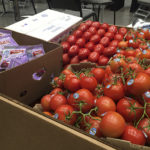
[0,61,149,150]
[0,28,63,105]
[6,9,82,43]
[0,94,120,150]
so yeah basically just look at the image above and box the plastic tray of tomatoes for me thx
[61,20,150,69]
[36,56,150,149]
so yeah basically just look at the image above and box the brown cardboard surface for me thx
[0,28,63,105]
[0,95,119,150]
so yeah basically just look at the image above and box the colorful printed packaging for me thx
[26,44,45,61]
[0,29,12,37]
[0,35,18,53]
[0,46,28,70]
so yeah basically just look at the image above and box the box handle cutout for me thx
[32,67,46,81]
[20,90,27,97]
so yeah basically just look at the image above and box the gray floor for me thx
[0,1,133,27]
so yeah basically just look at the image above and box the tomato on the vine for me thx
[68,89,94,113]
[96,96,116,117]
[80,76,97,92]
[122,125,146,145]
[100,111,126,138]
[55,104,77,125]
[117,97,143,122]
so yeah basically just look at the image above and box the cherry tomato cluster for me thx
[62,20,128,67]
[41,55,150,146]
[117,28,150,59]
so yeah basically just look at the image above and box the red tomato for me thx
[118,41,128,49]
[88,51,100,63]
[65,76,80,92]
[108,25,118,34]
[64,74,76,89]
[94,44,104,54]
[114,33,123,41]
[140,49,150,59]
[138,118,150,143]
[103,46,116,57]
[104,81,125,102]
[82,31,92,41]
[97,28,105,37]
[125,49,136,57]
[52,77,63,88]
[104,32,114,40]
[78,23,88,32]
[90,34,101,44]
[109,40,119,47]
[91,68,105,83]
[63,53,70,65]
[80,76,97,92]
[128,39,139,49]
[118,27,128,36]
[122,125,146,145]
[70,55,80,64]
[78,48,90,60]
[91,21,101,29]
[126,72,150,96]
[61,41,70,53]
[96,96,116,117]
[127,63,144,73]
[88,26,97,35]
[49,88,63,95]
[139,43,148,50]
[137,32,145,39]
[43,111,53,117]
[117,97,143,122]
[55,104,77,125]
[50,94,67,111]
[100,111,126,138]
[85,42,95,51]
[100,36,110,47]
[86,117,102,137]
[76,38,86,48]
[100,23,109,31]
[143,90,150,103]
[98,55,109,66]
[73,30,83,38]
[110,57,127,73]
[125,31,135,41]
[61,69,74,76]
[85,20,93,27]
[41,94,52,111]
[142,29,150,40]
[145,67,150,76]
[68,89,94,112]
[67,35,76,45]
[68,45,79,57]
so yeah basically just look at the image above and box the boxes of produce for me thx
[61,20,150,69]
[35,61,150,150]
[0,28,63,104]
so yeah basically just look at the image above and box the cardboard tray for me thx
[0,28,63,105]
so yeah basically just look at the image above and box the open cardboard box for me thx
[0,28,63,104]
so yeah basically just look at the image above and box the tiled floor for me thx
[0,1,133,27]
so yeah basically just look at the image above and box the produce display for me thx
[61,20,150,68]
[38,20,150,148]
[0,29,45,71]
